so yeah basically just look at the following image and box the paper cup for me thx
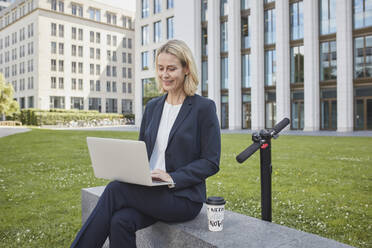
[206,196,226,232]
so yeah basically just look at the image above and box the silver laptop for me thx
[86,137,172,186]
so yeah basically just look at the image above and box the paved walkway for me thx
[40,125,372,137]
[0,127,31,138]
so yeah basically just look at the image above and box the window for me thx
[51,42,57,54]
[122,82,127,93]
[320,0,336,35]
[167,0,174,9]
[354,0,372,29]
[112,66,117,77]
[78,62,83,73]
[50,96,65,109]
[202,0,208,21]
[59,24,64,37]
[122,52,127,63]
[59,60,64,72]
[71,97,84,110]
[51,23,57,36]
[264,8,276,44]
[58,77,64,89]
[128,38,132,48]
[128,83,132,93]
[112,81,117,92]
[142,0,149,18]
[58,1,64,12]
[241,15,250,49]
[221,0,228,16]
[290,46,304,83]
[90,64,94,75]
[78,29,83,40]
[96,32,101,43]
[96,81,101,91]
[51,59,56,71]
[89,98,101,111]
[167,17,174,39]
[241,0,249,10]
[113,51,117,62]
[96,49,101,59]
[72,27,77,39]
[71,78,77,89]
[142,51,149,70]
[320,41,337,80]
[72,45,77,56]
[107,65,111,76]
[96,64,100,75]
[242,54,250,88]
[354,35,372,78]
[154,0,161,14]
[107,51,111,61]
[107,13,117,25]
[221,57,228,89]
[220,21,228,52]
[90,48,95,59]
[78,46,83,57]
[123,38,127,48]
[107,34,111,45]
[128,68,132,78]
[154,21,161,43]
[51,0,57,10]
[290,1,303,40]
[122,67,127,78]
[122,16,127,28]
[106,98,117,113]
[265,50,276,86]
[128,53,132,64]
[72,62,76,73]
[78,79,83,90]
[90,31,94,42]
[89,8,101,21]
[142,25,149,45]
[58,43,64,55]
[106,81,111,92]
[28,96,34,108]
[113,36,117,46]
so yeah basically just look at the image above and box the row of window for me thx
[0,42,33,64]
[141,0,174,18]
[50,0,133,29]
[141,17,174,45]
[11,77,34,92]
[50,77,133,93]
[51,23,133,48]
[0,0,34,29]
[16,96,34,109]
[1,59,33,78]
[49,96,133,114]
[0,23,34,50]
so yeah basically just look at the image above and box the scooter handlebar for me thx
[236,142,261,163]
[273,118,290,134]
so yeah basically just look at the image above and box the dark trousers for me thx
[70,181,203,248]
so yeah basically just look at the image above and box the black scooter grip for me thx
[236,142,261,163]
[273,118,290,134]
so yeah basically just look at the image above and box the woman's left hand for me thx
[151,169,173,183]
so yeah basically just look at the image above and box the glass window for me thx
[320,0,336,35]
[220,0,228,16]
[167,0,174,9]
[354,35,372,78]
[154,21,161,43]
[89,98,101,112]
[241,0,249,10]
[72,27,76,39]
[242,94,251,129]
[221,57,228,89]
[241,15,250,49]
[290,1,303,40]
[142,51,149,70]
[220,22,228,52]
[264,9,276,44]
[142,25,149,45]
[122,99,133,114]
[265,0,275,3]
[202,60,208,93]
[202,27,208,56]
[201,0,208,21]
[290,46,304,83]
[154,0,161,14]
[106,98,118,113]
[142,0,149,18]
[265,50,276,86]
[265,92,276,128]
[71,97,84,110]
[354,0,372,29]
[320,41,337,80]
[50,96,65,109]
[242,54,251,88]
[167,17,174,39]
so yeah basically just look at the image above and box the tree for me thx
[0,74,19,121]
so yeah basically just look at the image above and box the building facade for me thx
[136,0,372,131]
[0,0,12,12]
[0,0,135,114]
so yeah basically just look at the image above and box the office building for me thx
[0,0,135,114]
[136,0,372,131]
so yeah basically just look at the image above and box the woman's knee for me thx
[105,181,125,195]
[110,210,136,233]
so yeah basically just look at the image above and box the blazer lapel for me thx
[167,95,193,146]
[149,94,167,156]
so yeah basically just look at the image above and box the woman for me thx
[71,39,221,248]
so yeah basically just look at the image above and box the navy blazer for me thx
[139,93,221,203]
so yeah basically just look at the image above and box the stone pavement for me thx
[0,127,31,138]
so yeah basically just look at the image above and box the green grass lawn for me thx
[0,129,371,248]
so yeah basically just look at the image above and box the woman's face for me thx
[157,52,189,94]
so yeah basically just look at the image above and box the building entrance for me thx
[355,97,372,130]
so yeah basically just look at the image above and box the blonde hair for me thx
[155,39,199,96]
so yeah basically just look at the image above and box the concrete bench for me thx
[81,186,354,248]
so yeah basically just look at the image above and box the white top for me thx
[149,101,182,172]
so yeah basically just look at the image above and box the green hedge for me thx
[11,109,126,126]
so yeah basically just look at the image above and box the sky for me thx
[94,0,136,12]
